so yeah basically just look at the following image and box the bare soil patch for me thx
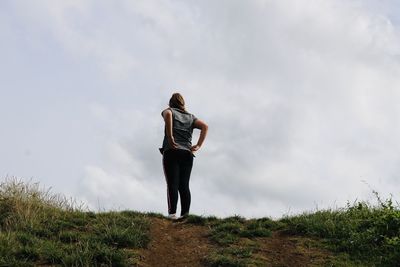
[253,231,334,266]
[137,218,215,267]
[137,218,334,267]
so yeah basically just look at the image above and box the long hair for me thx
[169,93,186,111]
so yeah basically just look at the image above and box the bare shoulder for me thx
[162,108,172,118]
[193,118,208,129]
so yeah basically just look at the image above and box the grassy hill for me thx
[0,178,399,266]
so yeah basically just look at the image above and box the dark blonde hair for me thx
[169,93,186,111]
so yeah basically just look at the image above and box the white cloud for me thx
[5,1,400,218]
[80,165,164,212]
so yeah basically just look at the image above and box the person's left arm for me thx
[191,119,208,152]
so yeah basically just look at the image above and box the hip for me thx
[163,149,194,162]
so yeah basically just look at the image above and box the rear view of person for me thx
[160,93,208,220]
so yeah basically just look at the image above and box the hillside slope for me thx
[136,216,335,266]
[1,178,398,266]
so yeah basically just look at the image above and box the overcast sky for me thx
[2,0,400,218]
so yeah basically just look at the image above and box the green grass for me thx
[205,247,254,267]
[280,196,400,266]
[0,177,150,266]
[187,198,400,266]
[185,215,280,266]
[2,177,399,266]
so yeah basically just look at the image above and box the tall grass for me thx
[281,195,400,266]
[0,177,150,266]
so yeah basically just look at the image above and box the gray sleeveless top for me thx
[161,108,197,153]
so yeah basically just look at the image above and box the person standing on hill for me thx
[160,93,208,220]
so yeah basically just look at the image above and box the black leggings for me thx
[162,149,194,216]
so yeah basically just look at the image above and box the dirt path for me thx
[137,218,333,267]
[138,218,214,267]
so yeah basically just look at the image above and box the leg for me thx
[178,151,193,216]
[163,150,180,215]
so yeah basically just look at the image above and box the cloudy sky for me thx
[2,0,400,218]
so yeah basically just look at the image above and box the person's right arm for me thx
[162,109,178,149]
[191,119,208,152]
